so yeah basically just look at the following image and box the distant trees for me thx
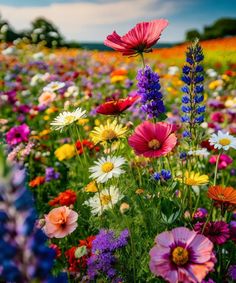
[185,18,236,41]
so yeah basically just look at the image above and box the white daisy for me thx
[50,107,86,131]
[89,155,125,183]
[209,131,236,151]
[85,186,123,215]
[43,81,65,92]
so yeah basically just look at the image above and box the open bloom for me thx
[104,19,168,56]
[96,95,140,115]
[179,171,209,186]
[43,81,65,92]
[85,186,123,215]
[89,155,125,183]
[50,107,86,131]
[128,121,177,158]
[149,227,216,283]
[38,91,56,106]
[90,119,127,144]
[55,144,76,161]
[44,206,78,238]
[6,124,30,145]
[209,131,236,151]
[207,185,236,207]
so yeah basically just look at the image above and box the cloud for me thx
[0,0,181,42]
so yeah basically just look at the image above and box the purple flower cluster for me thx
[181,40,205,138]
[87,229,129,281]
[45,167,60,182]
[0,149,67,283]
[136,65,165,119]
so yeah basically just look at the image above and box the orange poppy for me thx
[207,185,236,205]
[29,176,45,188]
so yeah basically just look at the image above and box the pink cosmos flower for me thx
[128,121,177,158]
[149,227,216,283]
[209,154,233,170]
[38,91,56,106]
[104,19,168,56]
[6,124,30,146]
[44,206,78,238]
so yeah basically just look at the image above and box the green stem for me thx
[139,53,146,69]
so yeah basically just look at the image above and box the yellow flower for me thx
[84,181,98,193]
[46,106,58,115]
[180,171,209,186]
[90,119,127,144]
[77,118,89,126]
[54,144,76,161]
[208,80,222,90]
[111,75,126,83]
[39,129,51,137]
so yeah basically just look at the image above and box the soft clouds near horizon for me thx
[0,0,235,43]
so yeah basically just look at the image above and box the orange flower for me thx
[49,189,77,207]
[29,176,45,187]
[44,206,78,238]
[208,185,236,206]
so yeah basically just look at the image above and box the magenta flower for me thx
[149,227,216,283]
[194,221,230,245]
[104,19,168,56]
[6,124,30,146]
[209,154,233,170]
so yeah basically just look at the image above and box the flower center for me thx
[217,193,226,200]
[101,162,114,173]
[219,138,231,146]
[185,178,198,186]
[65,115,75,124]
[100,194,112,205]
[172,247,189,266]
[148,139,161,149]
[102,129,117,141]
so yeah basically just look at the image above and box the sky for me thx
[0,0,236,43]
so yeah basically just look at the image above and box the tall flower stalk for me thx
[0,147,67,283]
[181,39,205,144]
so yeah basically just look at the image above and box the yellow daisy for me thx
[180,171,209,186]
[90,119,127,144]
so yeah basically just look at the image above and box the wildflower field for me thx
[1,20,236,283]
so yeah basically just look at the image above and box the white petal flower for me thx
[89,155,125,183]
[43,81,65,92]
[209,131,236,151]
[50,107,86,131]
[85,186,123,215]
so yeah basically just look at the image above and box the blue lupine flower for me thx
[136,65,166,119]
[0,149,67,283]
[180,39,205,139]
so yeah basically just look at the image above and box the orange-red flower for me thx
[208,185,236,208]
[49,189,77,207]
[96,95,140,115]
[29,176,45,188]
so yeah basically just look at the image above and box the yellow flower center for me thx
[219,138,231,146]
[101,162,114,173]
[185,178,198,186]
[102,129,117,141]
[217,194,226,200]
[100,194,112,205]
[148,139,161,149]
[172,247,189,266]
[65,115,75,124]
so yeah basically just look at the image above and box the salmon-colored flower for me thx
[44,206,78,238]
[104,19,168,56]
[128,121,177,158]
[38,91,56,106]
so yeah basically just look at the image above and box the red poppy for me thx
[104,19,168,56]
[96,95,140,115]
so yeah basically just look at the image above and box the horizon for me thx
[0,0,236,43]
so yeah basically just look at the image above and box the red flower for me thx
[49,243,61,258]
[104,19,168,56]
[49,189,77,207]
[96,95,140,115]
[75,139,100,154]
[65,235,96,272]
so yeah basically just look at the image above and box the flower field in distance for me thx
[1,20,236,283]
